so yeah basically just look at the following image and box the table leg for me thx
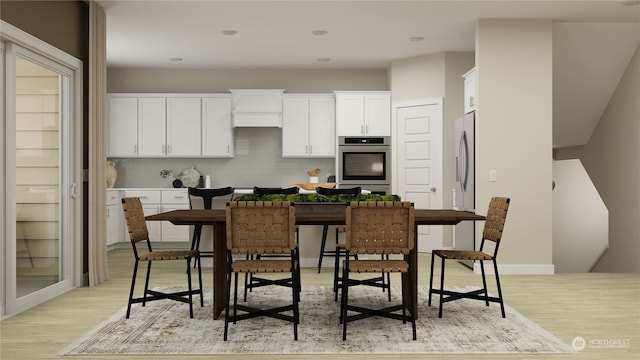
[213,223,227,320]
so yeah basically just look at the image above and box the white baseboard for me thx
[473,263,555,275]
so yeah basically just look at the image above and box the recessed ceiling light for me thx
[169,57,183,62]
[317,57,331,62]
[409,36,424,42]
[312,30,328,36]
[221,30,238,36]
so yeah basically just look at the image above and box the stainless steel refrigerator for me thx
[454,112,475,268]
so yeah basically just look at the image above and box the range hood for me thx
[230,89,285,127]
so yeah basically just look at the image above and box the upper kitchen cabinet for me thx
[108,94,231,158]
[202,96,234,157]
[282,94,335,158]
[335,91,390,137]
[137,97,167,156]
[463,67,476,114]
[108,96,138,157]
[138,96,202,157]
[166,97,202,157]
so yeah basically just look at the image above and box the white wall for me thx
[476,19,554,273]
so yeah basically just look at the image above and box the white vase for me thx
[106,161,117,188]
[309,176,319,183]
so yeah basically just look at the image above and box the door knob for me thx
[430,187,437,192]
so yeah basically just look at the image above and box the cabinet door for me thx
[282,97,310,157]
[106,204,122,245]
[141,205,161,241]
[336,94,365,136]
[202,97,234,157]
[167,97,201,157]
[464,68,476,114]
[308,97,335,157]
[108,97,138,157]
[137,98,166,157]
[160,204,190,242]
[364,93,391,136]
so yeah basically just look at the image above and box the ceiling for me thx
[96,0,640,147]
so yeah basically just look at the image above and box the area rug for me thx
[59,286,574,355]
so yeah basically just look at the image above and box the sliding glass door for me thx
[2,23,83,317]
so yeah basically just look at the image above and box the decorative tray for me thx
[289,182,337,191]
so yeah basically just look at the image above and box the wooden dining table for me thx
[146,203,485,319]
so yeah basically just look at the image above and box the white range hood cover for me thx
[230,89,285,127]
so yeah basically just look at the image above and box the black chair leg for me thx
[493,259,506,318]
[186,259,194,318]
[428,252,436,307]
[126,260,139,319]
[318,225,329,273]
[223,266,233,341]
[438,256,446,318]
[142,262,152,307]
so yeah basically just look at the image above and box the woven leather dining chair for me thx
[224,201,300,341]
[187,186,234,268]
[244,186,300,300]
[428,197,510,318]
[340,201,417,341]
[121,197,203,319]
[316,186,392,302]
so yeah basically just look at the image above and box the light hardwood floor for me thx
[1,249,639,360]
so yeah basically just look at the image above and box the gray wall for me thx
[389,52,475,248]
[107,68,388,93]
[556,45,640,272]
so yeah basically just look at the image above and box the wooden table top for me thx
[145,205,485,226]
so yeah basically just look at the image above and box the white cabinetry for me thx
[159,189,190,242]
[137,97,166,157]
[202,96,234,157]
[108,94,230,158]
[106,189,124,246]
[108,97,138,157]
[282,94,335,158]
[463,67,476,114]
[166,97,202,157]
[122,189,188,243]
[335,91,390,136]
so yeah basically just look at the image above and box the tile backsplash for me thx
[108,128,335,189]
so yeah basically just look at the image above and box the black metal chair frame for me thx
[224,201,300,341]
[317,187,392,302]
[187,186,234,267]
[428,197,510,318]
[244,186,300,301]
[340,201,417,341]
[122,197,204,319]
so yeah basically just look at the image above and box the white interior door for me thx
[393,99,443,252]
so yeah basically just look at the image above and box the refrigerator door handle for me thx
[459,130,468,192]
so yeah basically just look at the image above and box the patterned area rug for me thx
[60,286,574,355]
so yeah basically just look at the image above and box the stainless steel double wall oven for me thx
[337,136,390,194]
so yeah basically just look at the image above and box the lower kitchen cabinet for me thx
[106,189,124,246]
